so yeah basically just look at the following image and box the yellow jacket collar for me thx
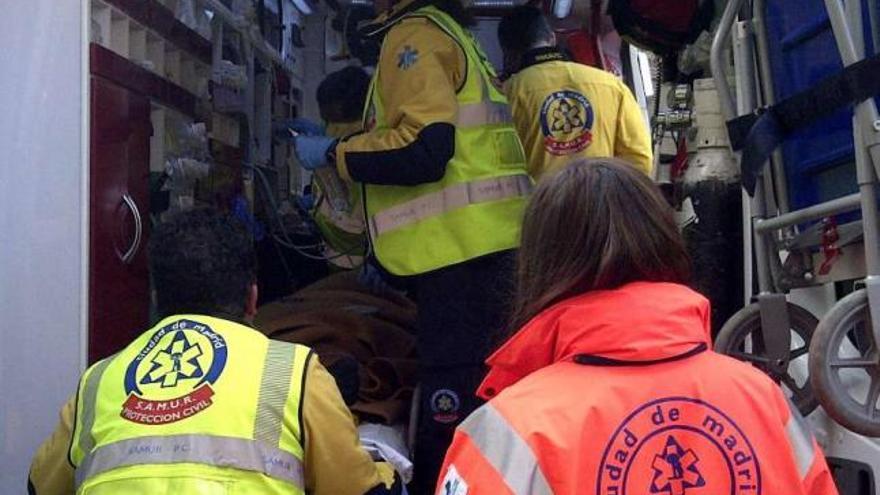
[358,0,430,37]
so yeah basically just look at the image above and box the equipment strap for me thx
[369,174,533,237]
[726,53,880,195]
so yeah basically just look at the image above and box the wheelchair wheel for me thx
[716,302,819,415]
[810,289,880,437]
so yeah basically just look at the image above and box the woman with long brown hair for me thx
[435,158,836,495]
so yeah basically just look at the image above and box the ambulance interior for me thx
[2,0,880,493]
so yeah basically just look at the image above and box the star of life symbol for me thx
[551,98,584,134]
[437,395,454,411]
[651,436,706,495]
[141,331,205,388]
[441,465,469,495]
[397,45,419,70]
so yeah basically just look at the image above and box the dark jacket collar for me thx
[518,46,568,72]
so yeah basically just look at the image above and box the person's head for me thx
[371,0,473,26]
[510,158,691,330]
[316,66,371,124]
[498,6,557,75]
[149,208,258,321]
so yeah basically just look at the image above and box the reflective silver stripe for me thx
[369,174,532,236]
[74,434,304,489]
[76,357,113,459]
[254,340,297,446]
[457,101,512,128]
[785,400,816,478]
[459,403,553,495]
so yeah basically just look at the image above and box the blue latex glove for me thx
[273,118,325,140]
[293,135,335,170]
[287,117,326,136]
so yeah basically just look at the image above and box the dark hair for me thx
[429,0,474,27]
[149,208,256,319]
[316,66,371,122]
[498,6,554,53]
[509,158,691,330]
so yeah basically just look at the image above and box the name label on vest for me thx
[121,319,228,425]
[597,397,762,495]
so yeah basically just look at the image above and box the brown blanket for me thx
[255,272,418,424]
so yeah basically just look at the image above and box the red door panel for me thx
[89,76,151,363]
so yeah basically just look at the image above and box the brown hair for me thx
[509,158,691,331]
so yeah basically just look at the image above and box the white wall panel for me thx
[0,0,87,491]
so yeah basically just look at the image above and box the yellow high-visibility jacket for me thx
[505,47,653,179]
[29,315,395,495]
[334,3,530,276]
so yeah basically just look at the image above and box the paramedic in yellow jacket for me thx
[28,209,401,495]
[498,6,653,179]
[290,0,531,492]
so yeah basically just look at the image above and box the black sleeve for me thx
[343,123,455,186]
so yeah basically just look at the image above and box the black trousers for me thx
[409,250,515,495]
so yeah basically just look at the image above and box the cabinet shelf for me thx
[91,43,197,117]
[102,0,212,65]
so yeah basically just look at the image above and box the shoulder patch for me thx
[120,319,227,425]
[540,90,595,156]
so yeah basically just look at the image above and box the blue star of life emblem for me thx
[397,45,419,70]
[651,435,706,495]
[140,331,205,388]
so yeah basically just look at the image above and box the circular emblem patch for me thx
[121,319,227,425]
[431,389,462,424]
[540,90,594,156]
[597,397,761,495]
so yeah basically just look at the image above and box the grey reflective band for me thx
[785,401,816,478]
[254,340,297,446]
[369,174,532,237]
[459,403,553,495]
[457,102,513,128]
[76,357,113,459]
[74,434,304,489]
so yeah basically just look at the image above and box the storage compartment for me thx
[146,31,166,75]
[129,22,147,64]
[165,47,181,85]
[90,0,112,47]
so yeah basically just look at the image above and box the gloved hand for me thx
[287,117,326,136]
[273,118,325,140]
[293,135,336,170]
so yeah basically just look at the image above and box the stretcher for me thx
[710,0,880,488]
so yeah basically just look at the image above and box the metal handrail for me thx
[711,0,745,122]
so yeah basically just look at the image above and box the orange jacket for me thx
[436,282,837,495]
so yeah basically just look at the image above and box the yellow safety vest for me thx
[69,315,312,495]
[364,6,532,276]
